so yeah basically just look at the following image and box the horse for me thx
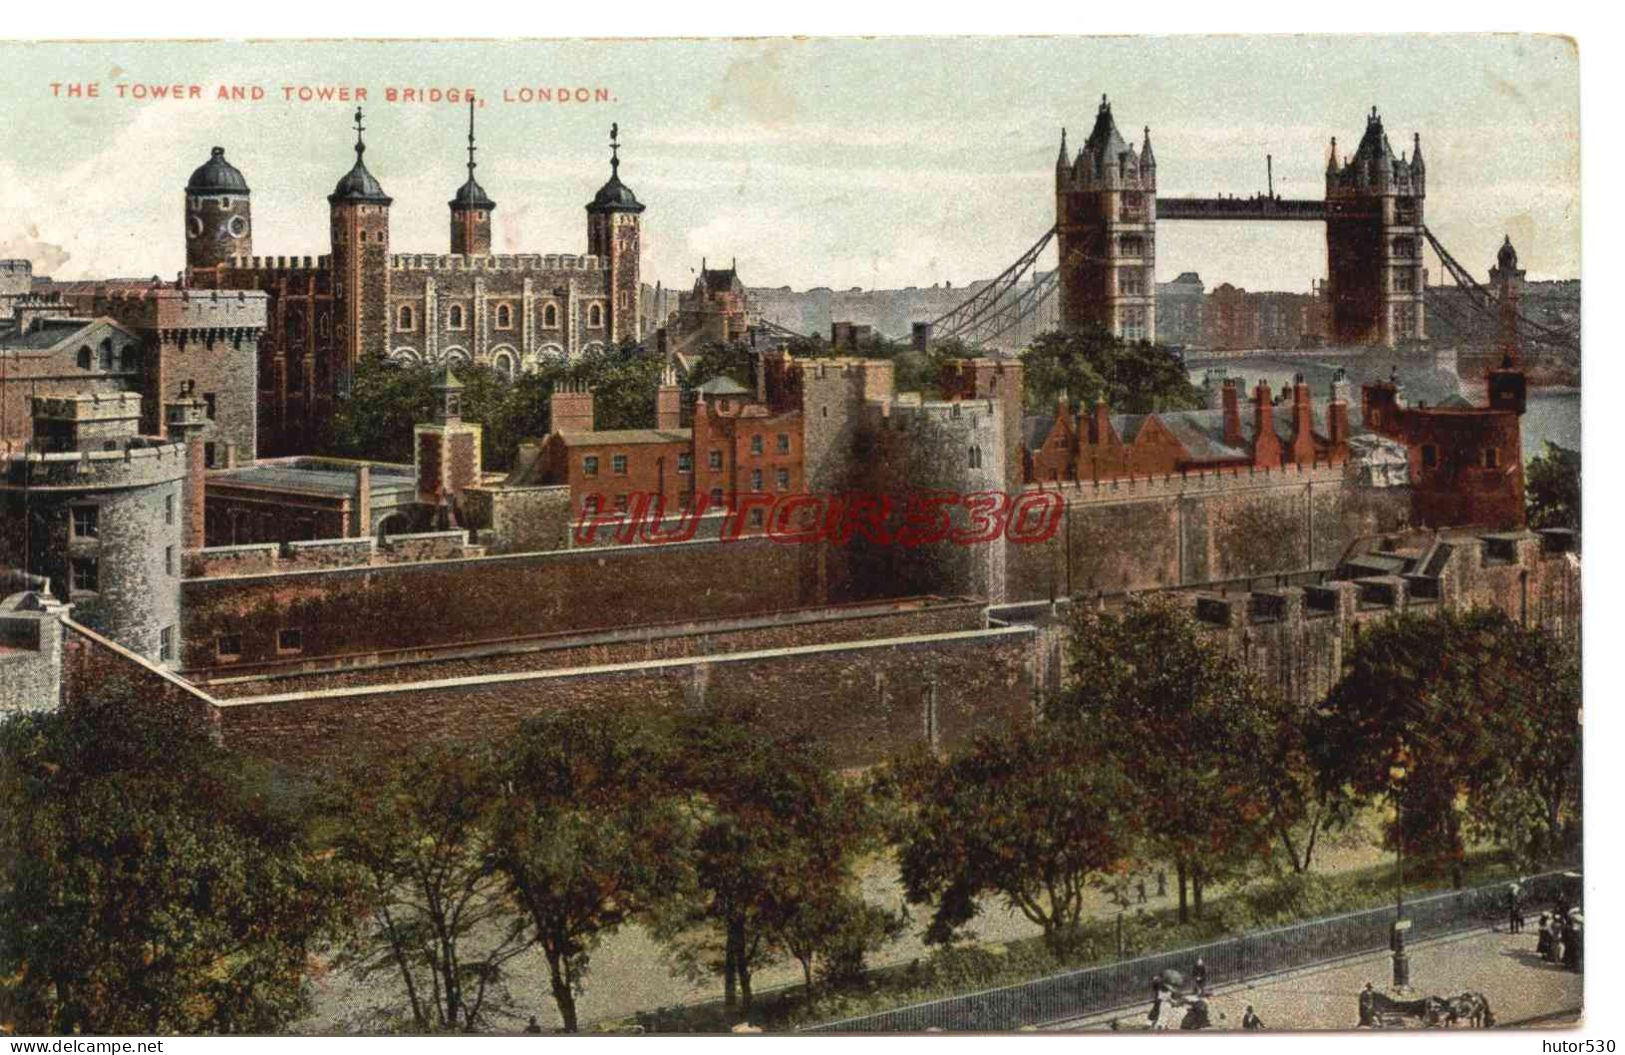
[1440,991,1495,1028]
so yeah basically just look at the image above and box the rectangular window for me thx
[776,433,790,454]
[277,628,303,655]
[709,487,725,508]
[776,469,790,490]
[204,393,217,420]
[204,441,216,468]
[1421,444,1438,469]
[614,494,629,513]
[217,633,242,662]
[165,493,175,526]
[70,558,98,593]
[1483,448,1500,469]
[583,494,601,514]
[158,626,174,662]
[612,454,628,475]
[71,505,99,539]
[750,508,765,528]
[751,469,763,491]
[582,455,599,478]
[165,545,176,577]
[708,449,723,471]
[750,435,764,456]
[677,452,693,474]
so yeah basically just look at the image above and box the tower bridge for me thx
[927,96,1576,360]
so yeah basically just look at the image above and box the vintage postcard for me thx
[0,34,1581,1040]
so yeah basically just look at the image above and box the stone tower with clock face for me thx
[184,146,253,272]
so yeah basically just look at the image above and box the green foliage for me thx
[686,342,755,391]
[654,705,884,1014]
[490,708,696,1032]
[1051,597,1284,918]
[1526,441,1580,531]
[1019,324,1203,413]
[890,723,1131,951]
[323,342,662,472]
[1315,609,1581,882]
[328,742,530,1033]
[0,703,355,1035]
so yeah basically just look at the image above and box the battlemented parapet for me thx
[389,253,607,272]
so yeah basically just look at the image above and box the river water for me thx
[1186,354,1579,460]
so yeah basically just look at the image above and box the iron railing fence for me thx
[806,869,1572,1032]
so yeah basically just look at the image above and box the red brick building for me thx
[1361,360,1526,529]
[1021,374,1353,484]
[535,358,804,530]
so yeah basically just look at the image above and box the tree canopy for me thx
[1020,324,1203,414]
[1526,440,1580,532]
[0,703,354,1035]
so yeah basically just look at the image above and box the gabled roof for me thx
[695,376,751,397]
[0,315,140,355]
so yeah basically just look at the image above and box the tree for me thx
[1020,324,1203,414]
[891,721,1131,952]
[1314,609,1564,887]
[1049,597,1281,920]
[773,892,906,993]
[329,742,530,1033]
[489,709,695,1032]
[1526,441,1580,531]
[656,706,876,1013]
[0,703,354,1035]
[686,341,756,391]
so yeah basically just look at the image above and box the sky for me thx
[0,36,1579,294]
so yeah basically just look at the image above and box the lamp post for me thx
[1389,754,1411,991]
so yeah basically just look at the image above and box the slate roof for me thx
[0,316,98,352]
[187,147,250,195]
[695,376,751,397]
[587,172,644,214]
[450,176,495,211]
[556,428,691,447]
[210,464,413,498]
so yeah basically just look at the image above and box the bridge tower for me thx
[1324,107,1427,347]
[1055,96,1156,342]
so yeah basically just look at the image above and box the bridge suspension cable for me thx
[931,226,1056,342]
[1421,226,1579,355]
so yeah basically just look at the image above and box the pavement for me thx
[1047,927,1582,1032]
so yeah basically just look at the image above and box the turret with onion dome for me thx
[449,99,495,255]
[586,123,645,216]
[329,107,392,206]
[184,146,253,271]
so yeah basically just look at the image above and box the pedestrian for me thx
[1506,882,1523,934]
[523,1016,543,1034]
[1242,1005,1265,1031]
[1549,915,1566,965]
[1192,957,1208,994]
[1565,920,1583,972]
[1137,878,1148,904]
[1536,913,1553,960]
[1157,870,1167,897]
[1358,982,1377,1027]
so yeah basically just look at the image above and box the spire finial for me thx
[466,97,478,181]
[609,122,620,176]
[353,106,366,157]
[1100,93,1109,112]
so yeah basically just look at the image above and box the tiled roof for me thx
[556,428,691,448]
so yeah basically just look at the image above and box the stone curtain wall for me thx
[1003,465,1410,602]
[203,596,987,695]
[215,626,1037,769]
[59,618,220,733]
[179,535,828,671]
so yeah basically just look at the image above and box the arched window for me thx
[77,346,92,370]
[543,303,559,328]
[398,304,414,331]
[448,304,464,329]
[98,339,113,371]
[493,351,515,380]
[496,304,512,329]
[588,303,604,328]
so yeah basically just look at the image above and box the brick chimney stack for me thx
[1289,373,1317,464]
[550,379,596,434]
[1092,399,1113,445]
[1328,369,1350,453]
[656,363,682,430]
[1251,379,1282,467]
[1221,379,1242,447]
